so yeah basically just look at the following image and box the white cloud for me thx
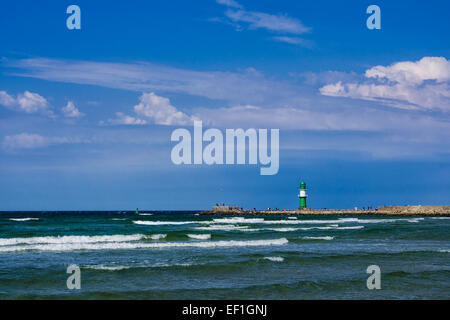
[320,57,450,111]
[107,112,147,125]
[10,58,300,106]
[271,36,313,48]
[0,90,52,115]
[224,9,310,34]
[3,133,48,149]
[365,56,450,85]
[216,0,242,9]
[134,93,198,125]
[106,93,197,126]
[212,1,311,44]
[0,91,16,106]
[2,133,88,150]
[61,101,84,118]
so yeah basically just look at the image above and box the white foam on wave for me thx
[224,217,423,225]
[0,234,145,246]
[147,234,167,240]
[357,218,423,223]
[9,218,39,222]
[265,228,299,232]
[334,226,364,230]
[139,213,153,216]
[263,256,284,262]
[212,217,265,224]
[195,225,259,232]
[85,265,131,271]
[112,218,127,221]
[437,249,450,253]
[133,220,196,225]
[128,216,423,227]
[187,234,211,240]
[85,262,194,271]
[0,237,288,253]
[298,225,364,231]
[302,236,334,240]
[431,217,450,220]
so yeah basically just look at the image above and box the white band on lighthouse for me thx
[300,190,306,197]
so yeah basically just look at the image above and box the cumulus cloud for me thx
[133,93,197,125]
[0,91,16,106]
[2,133,87,150]
[106,93,197,126]
[61,101,84,118]
[365,56,450,84]
[0,90,53,115]
[320,57,450,111]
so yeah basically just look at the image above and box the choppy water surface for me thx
[0,212,448,299]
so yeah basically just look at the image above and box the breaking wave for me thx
[133,220,197,225]
[187,234,211,240]
[195,225,259,232]
[84,262,195,271]
[265,228,299,232]
[263,256,284,262]
[208,217,424,225]
[212,217,265,224]
[0,238,288,252]
[0,234,145,246]
[147,234,167,240]
[302,236,334,240]
[8,218,40,222]
[85,265,131,271]
[130,217,422,227]
[299,225,364,231]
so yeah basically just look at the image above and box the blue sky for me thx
[0,0,449,210]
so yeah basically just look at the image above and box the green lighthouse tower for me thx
[298,181,307,209]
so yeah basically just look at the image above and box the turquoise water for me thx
[0,212,449,299]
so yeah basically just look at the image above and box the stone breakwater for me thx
[199,206,450,216]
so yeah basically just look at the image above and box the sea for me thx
[0,211,448,299]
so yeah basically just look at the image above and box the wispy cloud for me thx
[271,36,314,48]
[213,0,312,46]
[216,0,242,9]
[8,58,301,106]
[5,56,450,159]
[2,133,88,150]
[224,9,310,34]
[106,112,147,126]
[320,57,450,111]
